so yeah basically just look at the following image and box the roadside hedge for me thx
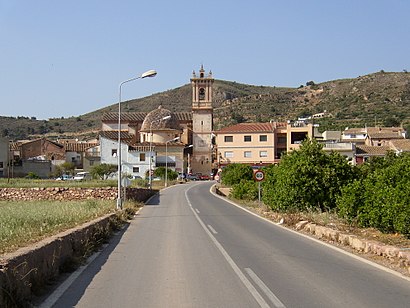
[220,139,410,237]
[337,153,410,237]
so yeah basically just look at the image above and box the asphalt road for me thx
[43,181,410,308]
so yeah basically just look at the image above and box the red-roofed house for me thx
[214,122,314,167]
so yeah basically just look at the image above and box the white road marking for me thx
[185,188,270,308]
[207,224,218,234]
[195,208,200,214]
[39,250,101,308]
[245,268,287,308]
[209,184,410,282]
[39,207,145,307]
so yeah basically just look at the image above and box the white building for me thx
[100,133,153,179]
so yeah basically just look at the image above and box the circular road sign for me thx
[254,170,265,182]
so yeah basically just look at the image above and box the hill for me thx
[1,71,410,140]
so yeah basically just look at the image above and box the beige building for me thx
[214,122,314,167]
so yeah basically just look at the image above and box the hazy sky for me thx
[1,0,409,120]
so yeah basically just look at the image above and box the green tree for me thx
[154,167,178,181]
[221,164,253,186]
[60,162,76,175]
[262,139,356,211]
[90,163,117,180]
[337,153,410,237]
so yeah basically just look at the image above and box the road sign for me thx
[254,170,265,182]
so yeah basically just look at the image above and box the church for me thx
[99,65,215,179]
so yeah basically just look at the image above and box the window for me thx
[224,136,233,142]
[90,160,94,166]
[277,136,287,144]
[133,167,140,173]
[0,162,3,168]
[259,151,268,158]
[244,151,252,158]
[112,149,117,157]
[224,151,233,158]
[140,153,146,161]
[259,135,267,142]
[244,135,251,142]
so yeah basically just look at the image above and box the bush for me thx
[262,139,357,212]
[25,172,40,179]
[337,153,410,237]
[231,180,259,201]
[221,164,253,186]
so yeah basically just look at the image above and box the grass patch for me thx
[0,199,140,254]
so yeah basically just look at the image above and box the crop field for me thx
[0,199,140,254]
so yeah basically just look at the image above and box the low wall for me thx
[0,214,119,307]
[0,187,155,202]
[0,187,156,307]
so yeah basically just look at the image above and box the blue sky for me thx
[1,0,409,120]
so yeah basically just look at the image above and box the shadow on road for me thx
[40,222,132,307]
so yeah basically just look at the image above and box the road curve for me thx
[44,182,410,308]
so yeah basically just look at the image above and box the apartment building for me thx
[214,122,313,167]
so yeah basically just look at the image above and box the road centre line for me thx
[207,224,218,234]
[185,187,270,308]
[245,268,287,308]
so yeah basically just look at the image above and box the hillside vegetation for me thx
[1,71,410,140]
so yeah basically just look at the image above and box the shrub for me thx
[231,180,259,201]
[337,153,410,237]
[221,164,253,186]
[262,139,357,212]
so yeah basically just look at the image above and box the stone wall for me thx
[0,214,118,307]
[0,186,156,307]
[0,187,155,202]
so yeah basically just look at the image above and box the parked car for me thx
[199,174,210,181]
[73,172,91,181]
[186,174,199,181]
[56,174,73,181]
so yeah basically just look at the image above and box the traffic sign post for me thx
[253,169,265,206]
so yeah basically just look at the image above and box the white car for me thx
[73,172,91,181]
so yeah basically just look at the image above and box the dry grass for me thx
[0,200,141,254]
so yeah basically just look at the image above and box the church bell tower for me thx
[191,65,214,175]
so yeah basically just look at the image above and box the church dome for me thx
[140,106,180,132]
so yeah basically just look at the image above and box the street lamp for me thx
[184,145,193,176]
[165,136,180,187]
[148,115,171,189]
[117,69,157,210]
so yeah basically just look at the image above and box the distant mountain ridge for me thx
[1,71,410,140]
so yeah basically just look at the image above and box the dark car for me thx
[186,174,199,181]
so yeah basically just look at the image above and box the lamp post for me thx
[165,136,180,187]
[184,144,193,176]
[117,69,157,210]
[148,115,171,189]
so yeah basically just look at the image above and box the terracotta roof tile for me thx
[215,122,286,134]
[102,112,192,122]
[389,139,410,152]
[368,132,404,139]
[99,131,133,141]
[64,142,98,152]
[356,145,391,156]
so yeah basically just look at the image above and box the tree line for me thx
[221,139,410,238]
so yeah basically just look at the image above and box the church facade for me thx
[99,65,215,178]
